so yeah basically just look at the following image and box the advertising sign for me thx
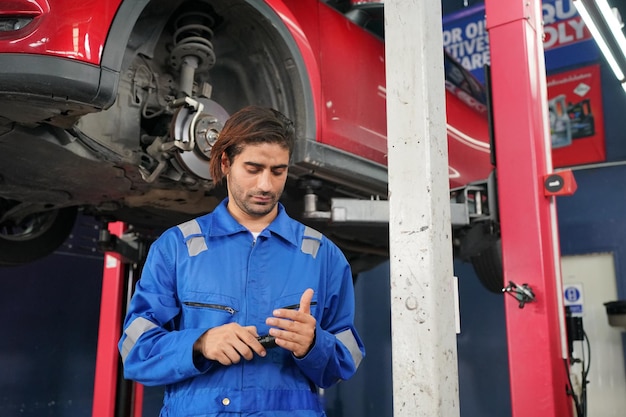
[443,0,606,167]
[442,0,599,83]
[548,64,606,167]
[442,4,491,84]
[542,0,598,71]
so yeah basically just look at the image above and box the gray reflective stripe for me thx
[301,226,322,258]
[336,329,363,369]
[120,317,158,363]
[178,219,207,256]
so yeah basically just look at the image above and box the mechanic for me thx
[118,106,365,416]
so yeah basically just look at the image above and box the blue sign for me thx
[564,286,581,302]
[442,0,599,83]
[563,284,584,315]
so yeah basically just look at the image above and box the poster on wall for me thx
[442,0,598,82]
[548,64,606,167]
[442,0,606,167]
[541,0,598,72]
[442,4,490,84]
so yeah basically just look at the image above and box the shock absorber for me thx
[169,11,216,97]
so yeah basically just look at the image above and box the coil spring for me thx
[169,11,216,72]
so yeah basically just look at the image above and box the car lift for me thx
[90,1,577,416]
[485,0,575,415]
[92,222,147,417]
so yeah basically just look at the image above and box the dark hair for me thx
[209,106,295,186]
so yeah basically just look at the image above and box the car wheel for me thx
[0,207,78,266]
[470,238,504,294]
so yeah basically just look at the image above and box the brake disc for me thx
[171,98,229,180]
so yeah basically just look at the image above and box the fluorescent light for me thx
[573,0,626,83]
[596,0,626,57]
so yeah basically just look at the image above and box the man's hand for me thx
[266,288,316,358]
[193,323,266,365]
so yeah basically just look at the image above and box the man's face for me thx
[222,142,289,220]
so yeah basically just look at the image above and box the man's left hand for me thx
[266,288,316,358]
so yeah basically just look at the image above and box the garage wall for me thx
[0,247,103,416]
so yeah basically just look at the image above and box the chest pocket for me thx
[180,292,240,329]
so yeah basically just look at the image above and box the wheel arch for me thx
[101,0,321,142]
[98,0,153,109]
[260,0,321,143]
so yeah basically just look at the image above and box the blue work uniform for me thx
[119,199,365,416]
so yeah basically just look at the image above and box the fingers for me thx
[299,288,314,315]
[269,289,315,327]
[265,289,316,357]
[195,323,266,365]
[246,327,269,358]
[268,321,315,347]
[196,289,318,363]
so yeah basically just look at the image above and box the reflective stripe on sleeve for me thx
[178,219,207,256]
[301,226,322,259]
[120,317,158,363]
[336,329,363,369]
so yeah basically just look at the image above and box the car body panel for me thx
[1,0,120,64]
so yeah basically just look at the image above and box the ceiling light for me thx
[574,0,626,89]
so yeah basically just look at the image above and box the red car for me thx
[0,0,496,281]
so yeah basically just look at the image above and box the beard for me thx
[241,192,278,216]
[226,169,286,220]
[229,187,283,218]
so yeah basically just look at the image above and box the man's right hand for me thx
[193,323,267,365]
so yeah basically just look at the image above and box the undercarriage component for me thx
[0,204,78,266]
[171,97,228,180]
[140,97,228,183]
[301,170,502,292]
[97,227,148,265]
[449,172,498,227]
[303,193,389,224]
[170,9,217,96]
[303,173,497,229]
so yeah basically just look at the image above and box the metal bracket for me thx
[97,228,147,265]
[503,281,535,308]
[170,96,204,152]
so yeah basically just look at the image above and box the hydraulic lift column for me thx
[92,222,145,417]
[485,0,573,415]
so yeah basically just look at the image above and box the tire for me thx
[470,238,504,294]
[0,207,78,266]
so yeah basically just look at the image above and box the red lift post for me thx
[485,0,574,416]
[92,222,144,417]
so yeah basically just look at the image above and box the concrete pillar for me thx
[385,1,460,416]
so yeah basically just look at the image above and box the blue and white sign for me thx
[563,283,584,315]
[442,0,599,83]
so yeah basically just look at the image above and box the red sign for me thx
[547,64,606,167]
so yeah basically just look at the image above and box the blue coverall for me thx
[119,199,365,416]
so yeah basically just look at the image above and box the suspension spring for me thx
[169,11,217,96]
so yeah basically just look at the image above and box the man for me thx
[119,106,365,416]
